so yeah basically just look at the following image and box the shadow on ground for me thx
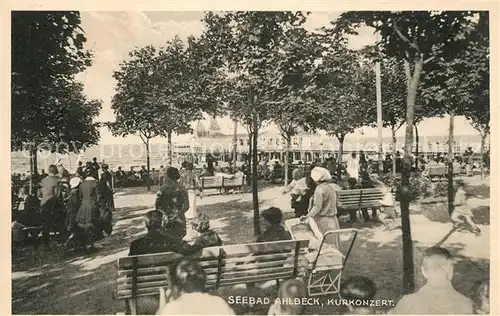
[12,183,490,315]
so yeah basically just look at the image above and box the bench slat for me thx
[219,240,308,256]
[117,274,168,284]
[118,249,220,270]
[118,266,168,278]
[218,271,298,286]
[221,266,294,279]
[118,280,169,291]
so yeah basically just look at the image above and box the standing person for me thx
[300,167,340,248]
[179,162,199,240]
[99,163,114,236]
[64,177,82,249]
[359,171,379,222]
[282,168,307,217]
[75,167,102,249]
[155,167,189,238]
[91,157,100,180]
[39,165,61,248]
[159,165,165,186]
[179,162,199,221]
[75,161,84,178]
[206,154,215,176]
[346,153,360,180]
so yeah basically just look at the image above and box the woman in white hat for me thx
[300,166,340,248]
[64,177,82,248]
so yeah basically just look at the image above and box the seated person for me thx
[129,210,202,256]
[257,207,291,242]
[157,260,235,315]
[268,279,307,315]
[471,280,489,315]
[340,276,378,315]
[389,247,473,314]
[342,178,360,223]
[192,213,223,248]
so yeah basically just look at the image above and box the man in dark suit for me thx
[129,210,202,256]
[40,165,61,248]
[155,167,189,238]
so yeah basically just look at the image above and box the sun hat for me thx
[69,177,81,189]
[310,167,332,183]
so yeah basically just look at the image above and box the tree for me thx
[109,42,196,191]
[333,10,479,293]
[12,11,99,192]
[267,27,323,186]
[199,11,310,236]
[311,43,375,179]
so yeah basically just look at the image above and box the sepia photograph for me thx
[7,7,496,315]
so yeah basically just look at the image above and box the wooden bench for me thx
[200,176,245,196]
[336,188,384,214]
[427,165,463,181]
[116,239,309,314]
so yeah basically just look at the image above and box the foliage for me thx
[332,10,479,293]
[108,37,208,142]
[11,11,100,153]
[379,173,433,201]
[198,11,313,235]
[310,43,374,141]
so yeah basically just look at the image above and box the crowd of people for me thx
[12,158,115,250]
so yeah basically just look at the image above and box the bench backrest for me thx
[222,176,245,187]
[200,177,222,188]
[116,239,309,300]
[337,188,384,209]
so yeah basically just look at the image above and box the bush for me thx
[379,173,433,201]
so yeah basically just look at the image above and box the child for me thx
[451,181,481,235]
[192,213,222,248]
[376,182,397,230]
[471,280,489,314]
[340,276,378,315]
[268,279,307,315]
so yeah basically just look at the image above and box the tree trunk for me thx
[414,122,419,171]
[480,133,485,179]
[392,126,397,175]
[337,134,345,180]
[247,133,253,185]
[146,139,151,192]
[252,127,261,237]
[29,145,34,195]
[284,136,291,187]
[167,132,173,166]
[31,145,39,196]
[232,119,238,167]
[447,112,455,215]
[400,56,423,294]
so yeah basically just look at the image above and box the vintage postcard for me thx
[2,1,498,315]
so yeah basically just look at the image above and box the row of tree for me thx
[107,11,489,295]
[11,11,102,192]
[12,11,489,295]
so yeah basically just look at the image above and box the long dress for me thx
[75,177,101,238]
[99,171,114,235]
[179,170,198,220]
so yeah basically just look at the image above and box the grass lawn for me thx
[11,177,490,314]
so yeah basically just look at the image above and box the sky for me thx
[77,11,480,145]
